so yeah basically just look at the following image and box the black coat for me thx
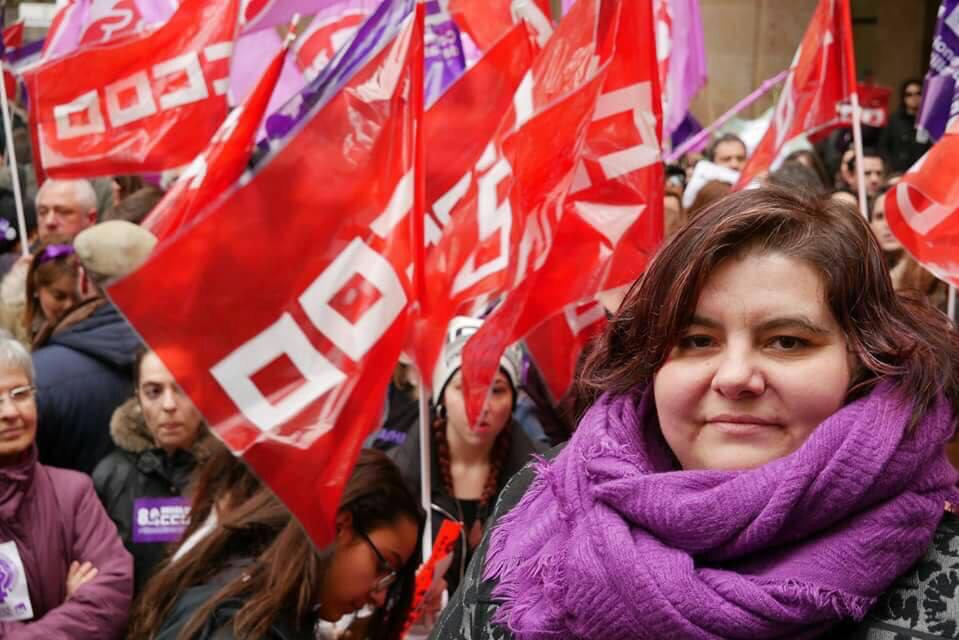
[432,445,959,640]
[879,109,932,174]
[387,420,546,596]
[154,560,313,640]
[92,398,203,593]
[34,302,141,473]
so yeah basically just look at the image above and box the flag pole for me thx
[850,91,869,220]
[665,69,788,163]
[0,68,28,256]
[949,285,957,324]
[417,375,433,565]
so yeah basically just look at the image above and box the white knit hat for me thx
[74,220,157,286]
[431,316,523,406]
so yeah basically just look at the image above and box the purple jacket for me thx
[0,446,133,639]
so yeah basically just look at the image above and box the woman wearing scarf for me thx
[432,187,959,639]
[0,331,133,638]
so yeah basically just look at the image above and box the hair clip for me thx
[36,244,75,266]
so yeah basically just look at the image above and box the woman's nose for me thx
[710,346,765,399]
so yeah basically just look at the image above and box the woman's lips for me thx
[706,415,781,435]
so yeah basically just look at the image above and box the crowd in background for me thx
[0,71,957,640]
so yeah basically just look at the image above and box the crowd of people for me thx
[0,71,957,640]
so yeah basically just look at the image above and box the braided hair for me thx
[433,396,514,510]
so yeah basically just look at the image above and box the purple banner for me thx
[664,0,708,139]
[261,0,415,149]
[424,0,466,106]
[918,0,959,142]
[132,496,190,544]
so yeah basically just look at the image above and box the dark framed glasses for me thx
[356,529,398,593]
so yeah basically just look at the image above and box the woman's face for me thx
[0,366,36,463]
[137,352,203,453]
[443,370,514,451]
[653,252,852,471]
[37,273,78,323]
[869,197,902,252]
[318,514,419,621]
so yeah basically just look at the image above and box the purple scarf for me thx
[485,383,959,639]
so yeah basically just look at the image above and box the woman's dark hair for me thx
[578,186,959,428]
[782,149,830,189]
[113,175,146,203]
[129,450,423,640]
[900,77,923,105]
[181,439,261,543]
[103,185,165,225]
[22,233,78,336]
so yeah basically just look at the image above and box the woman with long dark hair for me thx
[131,449,423,640]
[433,187,959,639]
[389,317,546,603]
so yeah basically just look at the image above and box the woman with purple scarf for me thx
[431,187,959,639]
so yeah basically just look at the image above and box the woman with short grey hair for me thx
[0,332,133,638]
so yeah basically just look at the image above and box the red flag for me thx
[24,0,240,178]
[3,21,24,52]
[883,121,959,287]
[736,0,856,188]
[525,300,607,401]
[409,0,612,398]
[108,2,423,547]
[142,43,289,242]
[448,0,551,51]
[460,0,664,422]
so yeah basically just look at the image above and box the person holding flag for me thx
[388,317,546,606]
[432,187,959,639]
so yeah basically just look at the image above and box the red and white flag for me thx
[108,0,423,547]
[736,0,857,188]
[460,0,664,421]
[882,121,959,287]
[24,0,240,178]
[142,42,289,242]
[525,300,607,401]
[408,0,615,404]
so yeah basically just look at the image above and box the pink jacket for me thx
[0,446,133,639]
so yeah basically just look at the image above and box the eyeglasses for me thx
[356,529,398,593]
[0,385,35,406]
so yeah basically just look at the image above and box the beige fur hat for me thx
[74,220,157,286]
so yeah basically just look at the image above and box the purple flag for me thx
[42,0,177,61]
[260,0,416,149]
[918,0,959,142]
[242,0,364,34]
[663,0,708,139]
[424,0,466,106]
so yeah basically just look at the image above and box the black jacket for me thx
[879,109,932,174]
[432,445,959,640]
[387,420,546,596]
[154,560,313,640]
[33,302,141,473]
[92,398,205,593]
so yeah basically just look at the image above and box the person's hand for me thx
[65,560,98,600]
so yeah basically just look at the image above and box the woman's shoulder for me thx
[844,511,959,639]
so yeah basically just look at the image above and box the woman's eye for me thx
[769,336,808,351]
[679,335,715,349]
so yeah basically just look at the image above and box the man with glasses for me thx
[880,78,932,173]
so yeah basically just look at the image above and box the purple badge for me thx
[132,497,191,544]
[0,553,16,604]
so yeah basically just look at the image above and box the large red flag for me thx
[460,0,664,422]
[142,43,289,242]
[525,300,607,401]
[408,0,614,396]
[24,0,240,178]
[108,0,423,547]
[882,120,959,287]
[736,0,856,188]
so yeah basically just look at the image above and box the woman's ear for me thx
[334,511,353,540]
